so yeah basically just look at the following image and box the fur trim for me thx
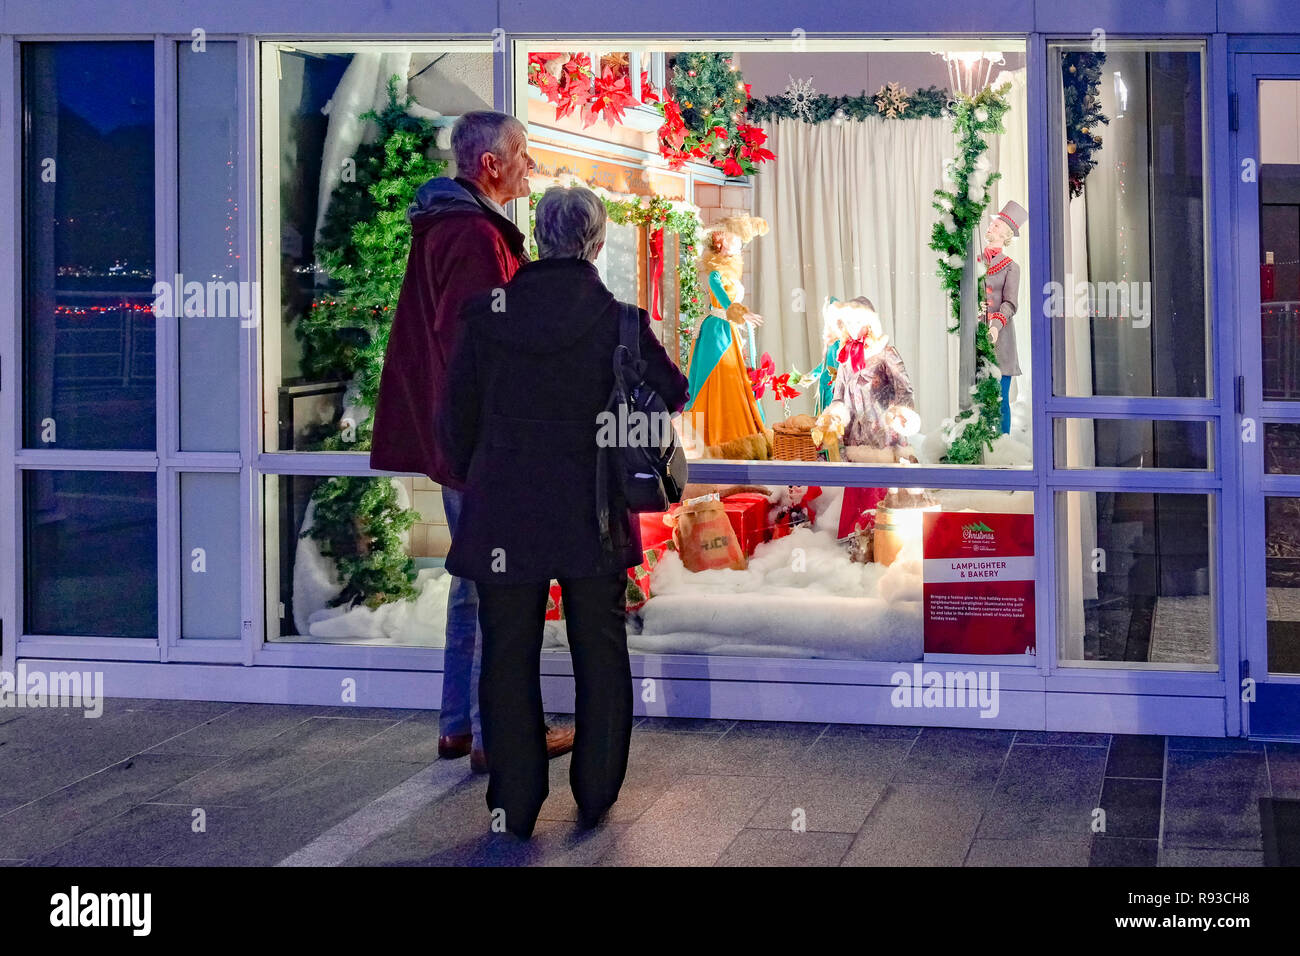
[706,429,772,461]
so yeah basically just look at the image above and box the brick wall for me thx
[692,180,757,298]
[394,476,451,558]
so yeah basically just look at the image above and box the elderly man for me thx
[439,186,688,838]
[370,110,573,770]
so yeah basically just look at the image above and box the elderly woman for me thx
[439,185,689,839]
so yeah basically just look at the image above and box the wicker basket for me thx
[772,415,820,461]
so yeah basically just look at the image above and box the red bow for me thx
[648,228,664,322]
[838,337,868,373]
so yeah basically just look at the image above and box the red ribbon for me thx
[649,228,665,322]
[838,337,867,373]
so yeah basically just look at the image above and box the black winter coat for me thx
[438,258,690,584]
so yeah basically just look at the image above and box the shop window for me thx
[260,43,495,454]
[263,472,453,646]
[178,41,241,452]
[1056,491,1215,669]
[22,42,156,450]
[180,472,241,639]
[1050,43,1210,399]
[23,470,158,638]
[1053,419,1212,470]
[1265,496,1300,674]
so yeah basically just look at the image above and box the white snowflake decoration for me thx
[784,75,817,121]
[874,82,910,119]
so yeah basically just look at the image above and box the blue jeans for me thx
[439,486,483,743]
[1000,375,1012,435]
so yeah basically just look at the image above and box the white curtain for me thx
[751,69,1031,437]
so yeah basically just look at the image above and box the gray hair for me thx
[534,186,607,261]
[451,111,525,179]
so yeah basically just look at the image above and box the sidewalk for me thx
[0,698,1288,866]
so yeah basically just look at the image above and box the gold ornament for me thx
[1067,142,1077,154]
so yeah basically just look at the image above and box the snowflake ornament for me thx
[874,82,910,119]
[784,75,817,121]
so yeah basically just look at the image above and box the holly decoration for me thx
[295,76,430,609]
[653,52,774,175]
[1062,51,1108,197]
[927,82,1012,464]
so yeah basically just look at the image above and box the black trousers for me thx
[476,570,632,838]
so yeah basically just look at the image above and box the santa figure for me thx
[981,200,1027,435]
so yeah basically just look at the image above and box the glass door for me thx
[1237,54,1300,736]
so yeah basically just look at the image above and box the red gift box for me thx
[721,492,775,556]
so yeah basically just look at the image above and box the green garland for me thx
[747,85,950,124]
[294,77,436,609]
[1062,51,1109,198]
[528,189,705,367]
[927,82,1012,465]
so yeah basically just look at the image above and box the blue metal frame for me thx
[5,0,1299,736]
[1232,51,1300,738]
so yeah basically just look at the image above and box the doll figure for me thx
[981,200,1027,435]
[820,297,921,464]
[681,215,773,461]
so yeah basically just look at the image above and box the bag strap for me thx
[597,302,640,554]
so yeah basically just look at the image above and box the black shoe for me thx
[577,803,612,830]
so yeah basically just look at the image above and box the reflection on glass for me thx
[1054,419,1211,469]
[1265,497,1300,674]
[267,47,495,453]
[265,472,451,645]
[1259,80,1300,400]
[23,42,156,449]
[24,470,157,637]
[1052,45,1209,399]
[1056,491,1214,668]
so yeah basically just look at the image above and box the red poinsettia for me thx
[749,352,777,399]
[770,373,798,403]
[582,65,639,128]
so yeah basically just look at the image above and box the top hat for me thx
[995,200,1028,236]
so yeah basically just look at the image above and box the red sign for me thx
[922,512,1035,655]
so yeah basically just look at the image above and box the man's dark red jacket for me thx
[369,176,528,487]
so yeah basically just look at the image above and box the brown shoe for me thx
[438,733,473,760]
[469,726,574,775]
[546,725,575,759]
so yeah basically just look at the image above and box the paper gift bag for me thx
[668,496,747,572]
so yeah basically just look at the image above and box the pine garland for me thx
[747,85,951,123]
[294,76,437,609]
[1062,51,1108,198]
[656,52,774,175]
[927,82,1012,465]
[528,189,705,366]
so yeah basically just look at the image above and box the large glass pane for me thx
[1259,80,1300,401]
[264,472,451,645]
[1056,491,1215,668]
[180,472,241,638]
[1266,496,1300,674]
[178,41,241,451]
[1053,418,1211,470]
[23,42,156,450]
[1051,44,1209,398]
[265,46,495,453]
[23,470,157,637]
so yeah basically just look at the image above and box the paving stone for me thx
[421,817,629,867]
[148,747,343,808]
[634,716,735,734]
[843,784,990,867]
[145,705,323,757]
[747,776,887,833]
[29,803,230,867]
[1098,778,1162,839]
[1264,742,1300,798]
[1158,847,1264,867]
[891,728,1014,788]
[695,721,828,776]
[1162,749,1269,851]
[0,753,221,860]
[1167,736,1263,753]
[152,759,427,866]
[334,714,446,765]
[1106,735,1166,779]
[965,838,1092,866]
[1014,731,1110,747]
[343,778,493,866]
[716,828,854,866]
[978,744,1107,841]
[1089,837,1158,867]
[796,725,917,780]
